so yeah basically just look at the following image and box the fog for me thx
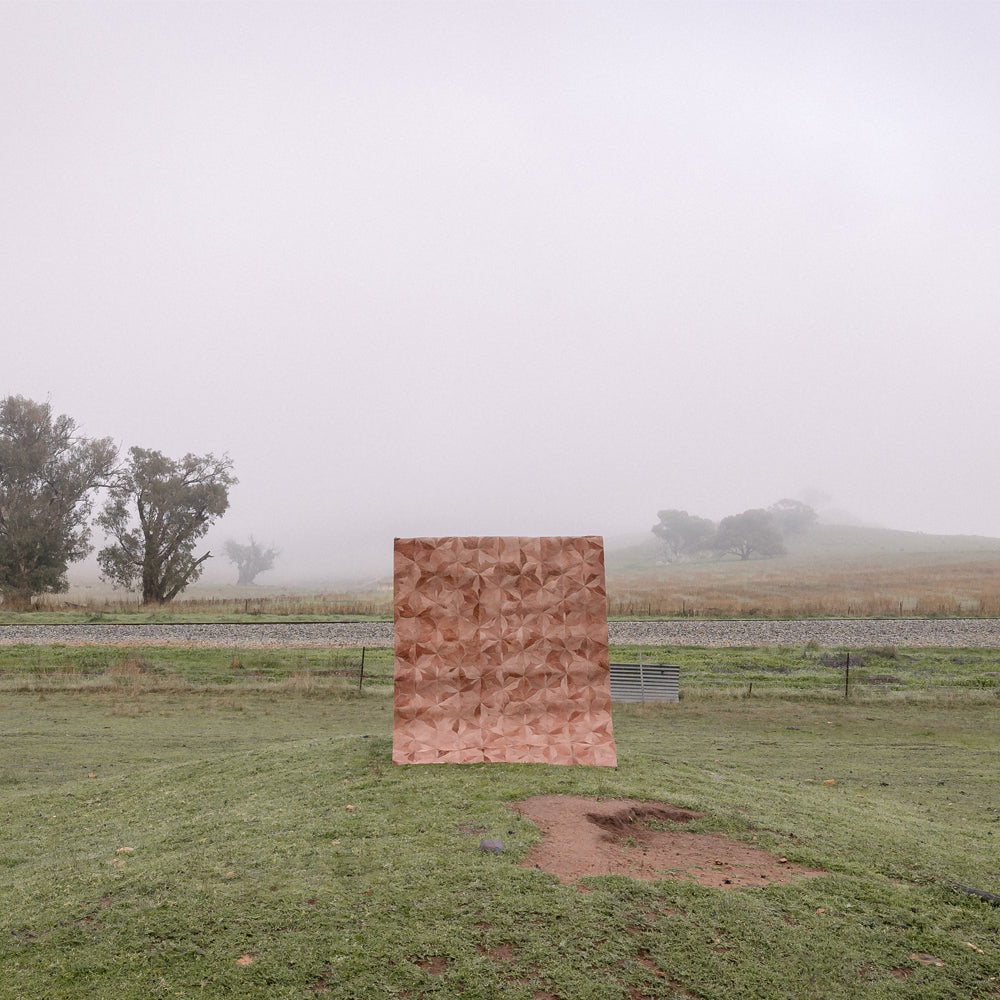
[6,2,1000,587]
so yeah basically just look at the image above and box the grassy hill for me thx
[606,524,1000,617]
[3,678,998,999]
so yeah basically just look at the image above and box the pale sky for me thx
[4,1,1000,583]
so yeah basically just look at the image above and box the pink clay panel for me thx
[392,536,617,766]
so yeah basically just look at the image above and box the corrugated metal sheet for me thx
[609,661,679,703]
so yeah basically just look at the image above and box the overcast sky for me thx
[5,1,1000,584]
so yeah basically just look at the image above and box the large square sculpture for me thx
[393,536,617,766]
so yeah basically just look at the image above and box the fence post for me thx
[359,647,366,692]
[639,647,645,703]
[844,651,850,700]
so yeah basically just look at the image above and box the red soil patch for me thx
[478,942,516,962]
[510,795,825,888]
[415,955,449,975]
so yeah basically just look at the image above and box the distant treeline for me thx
[652,499,817,562]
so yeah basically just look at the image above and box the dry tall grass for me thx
[32,590,393,617]
[45,557,1000,618]
[32,525,1000,619]
[608,552,1000,617]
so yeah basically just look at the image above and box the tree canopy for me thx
[652,509,717,562]
[0,396,117,609]
[650,499,817,563]
[223,536,278,585]
[768,498,819,536]
[97,448,236,604]
[713,508,786,561]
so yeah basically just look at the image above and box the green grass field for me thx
[0,643,396,690]
[2,642,998,700]
[2,648,998,1000]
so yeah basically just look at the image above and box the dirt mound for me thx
[511,795,824,889]
[585,802,704,837]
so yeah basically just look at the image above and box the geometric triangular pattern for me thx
[393,536,617,766]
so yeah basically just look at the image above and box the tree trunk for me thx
[142,576,166,605]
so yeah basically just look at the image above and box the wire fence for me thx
[0,645,396,693]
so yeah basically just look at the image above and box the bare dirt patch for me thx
[511,795,825,888]
[414,955,449,975]
[478,942,517,963]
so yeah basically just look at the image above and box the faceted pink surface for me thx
[393,536,617,766]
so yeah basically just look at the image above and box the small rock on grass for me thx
[480,838,505,853]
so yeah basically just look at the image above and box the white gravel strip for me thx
[1,618,1000,648]
[0,621,395,648]
[609,618,1000,647]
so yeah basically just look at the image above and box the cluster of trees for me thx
[0,395,246,608]
[652,499,817,563]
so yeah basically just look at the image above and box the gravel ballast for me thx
[2,618,1000,648]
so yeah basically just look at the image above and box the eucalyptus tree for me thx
[98,448,236,604]
[0,396,117,609]
[651,509,716,562]
[223,536,279,585]
[768,498,818,536]
[713,508,785,561]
